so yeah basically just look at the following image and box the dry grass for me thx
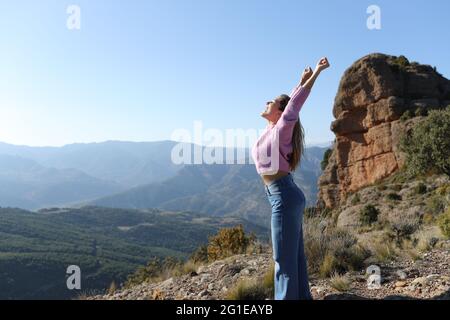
[372,239,397,263]
[225,279,269,300]
[415,228,440,252]
[262,263,274,293]
[329,272,351,292]
[304,216,369,278]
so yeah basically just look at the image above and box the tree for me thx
[400,107,450,176]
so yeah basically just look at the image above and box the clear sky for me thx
[1,0,449,147]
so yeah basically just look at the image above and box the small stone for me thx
[241,269,250,275]
[311,286,325,294]
[395,281,407,288]
[411,277,428,287]
[426,274,440,281]
[198,289,209,297]
[396,270,407,280]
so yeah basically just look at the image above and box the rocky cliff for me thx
[318,53,450,209]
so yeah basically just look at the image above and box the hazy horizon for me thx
[0,138,334,149]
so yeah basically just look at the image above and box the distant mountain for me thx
[88,147,328,227]
[306,141,334,148]
[0,154,123,210]
[0,205,268,299]
[0,140,183,188]
[0,141,326,214]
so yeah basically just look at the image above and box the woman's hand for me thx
[300,67,313,86]
[302,57,330,90]
[315,57,330,73]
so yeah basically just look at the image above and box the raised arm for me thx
[282,57,331,121]
[275,57,330,141]
[302,57,330,90]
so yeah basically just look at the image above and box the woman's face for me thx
[261,98,282,122]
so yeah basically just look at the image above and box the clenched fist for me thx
[315,57,330,73]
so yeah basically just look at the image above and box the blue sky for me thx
[0,0,449,147]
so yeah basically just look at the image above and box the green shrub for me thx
[189,245,208,264]
[207,225,256,262]
[422,212,435,224]
[395,55,410,67]
[387,169,410,184]
[414,183,427,195]
[391,184,403,191]
[359,205,379,226]
[351,193,361,205]
[386,193,402,201]
[414,106,428,117]
[400,110,414,122]
[391,55,410,74]
[426,195,446,216]
[389,215,420,246]
[400,108,450,177]
[125,257,166,287]
[435,183,450,196]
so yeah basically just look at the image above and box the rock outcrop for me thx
[318,53,450,209]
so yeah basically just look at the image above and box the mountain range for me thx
[0,141,329,226]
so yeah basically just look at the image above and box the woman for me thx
[251,57,330,300]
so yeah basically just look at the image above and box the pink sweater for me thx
[251,85,311,175]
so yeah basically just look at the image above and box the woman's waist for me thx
[261,171,299,189]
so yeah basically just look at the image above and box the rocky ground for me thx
[89,245,449,300]
[311,248,449,300]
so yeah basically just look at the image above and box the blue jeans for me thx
[264,173,312,300]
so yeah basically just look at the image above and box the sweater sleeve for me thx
[288,83,302,97]
[274,85,311,146]
[276,85,311,130]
